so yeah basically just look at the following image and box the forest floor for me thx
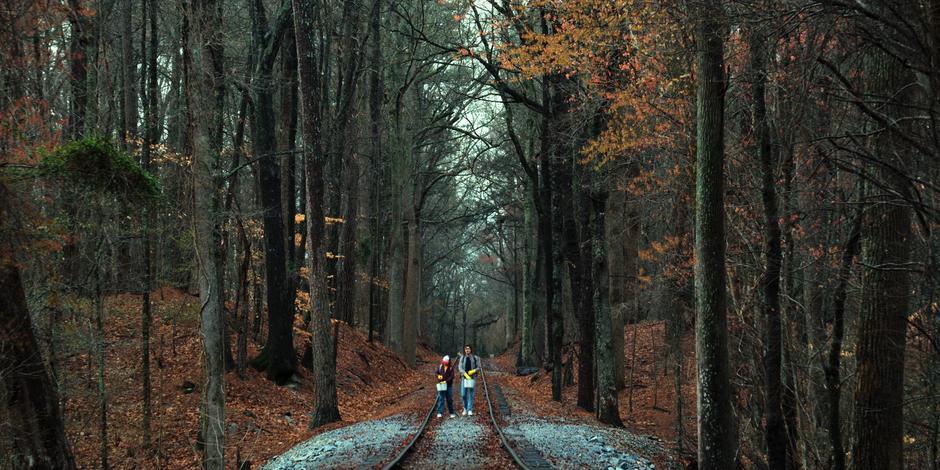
[58,289,695,469]
[58,288,438,469]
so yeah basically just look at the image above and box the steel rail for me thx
[480,365,529,470]
[380,363,528,469]
[380,394,437,470]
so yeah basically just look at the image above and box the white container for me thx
[436,382,448,392]
[463,378,475,389]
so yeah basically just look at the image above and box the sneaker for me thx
[449,414,456,418]
[461,410,467,416]
[468,410,473,416]
[437,413,442,418]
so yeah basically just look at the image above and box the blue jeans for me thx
[462,385,475,412]
[437,384,455,415]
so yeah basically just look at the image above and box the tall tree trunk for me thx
[140,0,158,448]
[188,0,226,466]
[252,0,295,385]
[748,28,786,470]
[293,0,342,427]
[519,182,540,366]
[386,82,412,357]
[225,73,251,373]
[366,0,383,343]
[538,155,559,400]
[121,0,137,145]
[593,187,623,426]
[606,167,630,391]
[402,200,420,366]
[278,21,299,336]
[825,208,861,470]
[0,220,76,469]
[167,42,185,151]
[573,165,595,412]
[853,17,914,466]
[540,70,563,402]
[94,271,108,470]
[693,1,737,468]
[334,0,365,329]
[336,150,361,326]
[67,0,90,139]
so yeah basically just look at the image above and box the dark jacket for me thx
[457,353,480,377]
[436,363,455,384]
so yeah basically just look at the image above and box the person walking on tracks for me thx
[435,355,456,418]
[458,344,481,416]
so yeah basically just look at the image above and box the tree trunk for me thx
[826,209,860,470]
[0,244,76,469]
[606,167,630,391]
[366,0,383,343]
[336,149,361,326]
[386,79,412,357]
[853,24,914,468]
[593,188,623,426]
[293,0,342,428]
[540,72,563,402]
[519,182,540,366]
[334,0,365,330]
[252,0,295,385]
[121,0,137,145]
[235,214,252,379]
[67,0,90,139]
[402,200,420,366]
[571,162,595,412]
[693,2,737,468]
[94,273,109,470]
[748,28,786,470]
[187,0,226,466]
[141,0,158,447]
[279,21,299,336]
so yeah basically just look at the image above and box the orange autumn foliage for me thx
[492,0,694,166]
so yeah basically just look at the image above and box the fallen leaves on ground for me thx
[59,288,438,469]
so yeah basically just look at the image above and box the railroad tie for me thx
[511,439,554,469]
[491,383,512,417]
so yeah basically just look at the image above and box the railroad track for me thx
[380,364,546,469]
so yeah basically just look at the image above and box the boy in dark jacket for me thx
[436,355,456,418]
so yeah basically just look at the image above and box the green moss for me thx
[39,136,161,204]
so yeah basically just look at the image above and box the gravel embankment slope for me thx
[503,415,662,470]
[259,415,417,470]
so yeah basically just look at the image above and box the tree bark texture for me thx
[593,189,623,426]
[826,209,860,470]
[141,0,159,446]
[852,15,915,466]
[187,0,226,466]
[0,251,76,469]
[748,29,786,470]
[67,0,91,139]
[293,0,342,428]
[253,0,296,385]
[693,1,737,468]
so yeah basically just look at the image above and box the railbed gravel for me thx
[403,414,487,469]
[502,416,664,470]
[259,414,416,470]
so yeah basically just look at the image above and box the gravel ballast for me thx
[403,415,487,469]
[502,416,663,470]
[259,414,416,469]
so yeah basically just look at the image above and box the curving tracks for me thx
[381,365,543,470]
